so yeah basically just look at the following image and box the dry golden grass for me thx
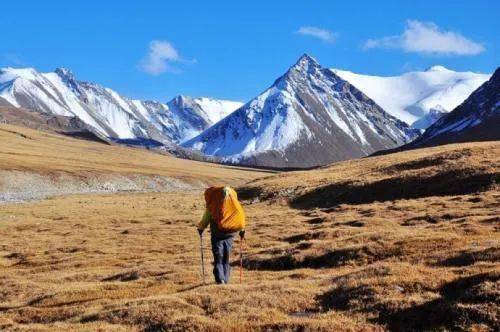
[240,141,499,205]
[0,126,498,331]
[0,123,268,185]
[0,192,386,331]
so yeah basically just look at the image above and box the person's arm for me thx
[197,210,212,235]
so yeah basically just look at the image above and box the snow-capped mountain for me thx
[162,96,242,142]
[0,67,242,145]
[410,67,499,147]
[332,66,490,129]
[183,54,419,168]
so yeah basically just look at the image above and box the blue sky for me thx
[1,1,498,102]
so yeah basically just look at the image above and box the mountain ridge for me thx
[0,66,242,147]
[183,54,419,168]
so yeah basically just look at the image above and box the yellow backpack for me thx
[205,186,246,233]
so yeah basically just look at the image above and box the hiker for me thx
[197,186,246,284]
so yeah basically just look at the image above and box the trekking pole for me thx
[239,238,244,284]
[200,234,206,285]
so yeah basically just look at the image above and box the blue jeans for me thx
[211,235,234,284]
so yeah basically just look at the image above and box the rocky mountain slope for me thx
[0,67,241,146]
[183,54,419,168]
[333,66,490,129]
[0,105,106,143]
[408,67,499,147]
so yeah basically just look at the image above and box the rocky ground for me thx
[0,170,201,203]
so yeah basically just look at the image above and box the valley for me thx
[1,3,498,331]
[0,129,497,330]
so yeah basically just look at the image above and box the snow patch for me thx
[333,67,490,128]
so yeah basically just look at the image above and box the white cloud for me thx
[296,26,338,43]
[364,20,485,56]
[138,40,183,75]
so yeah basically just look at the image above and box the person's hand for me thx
[239,230,245,239]
[198,229,203,236]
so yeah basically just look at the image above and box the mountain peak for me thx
[171,95,195,105]
[183,54,417,168]
[425,65,451,72]
[55,67,75,80]
[298,53,316,62]
[291,54,320,71]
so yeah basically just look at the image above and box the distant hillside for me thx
[0,123,267,203]
[239,141,499,207]
[0,106,107,143]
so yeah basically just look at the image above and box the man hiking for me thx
[197,186,246,284]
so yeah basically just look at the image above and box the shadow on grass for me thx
[317,271,499,331]
[437,247,500,267]
[243,244,402,271]
[291,169,498,210]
